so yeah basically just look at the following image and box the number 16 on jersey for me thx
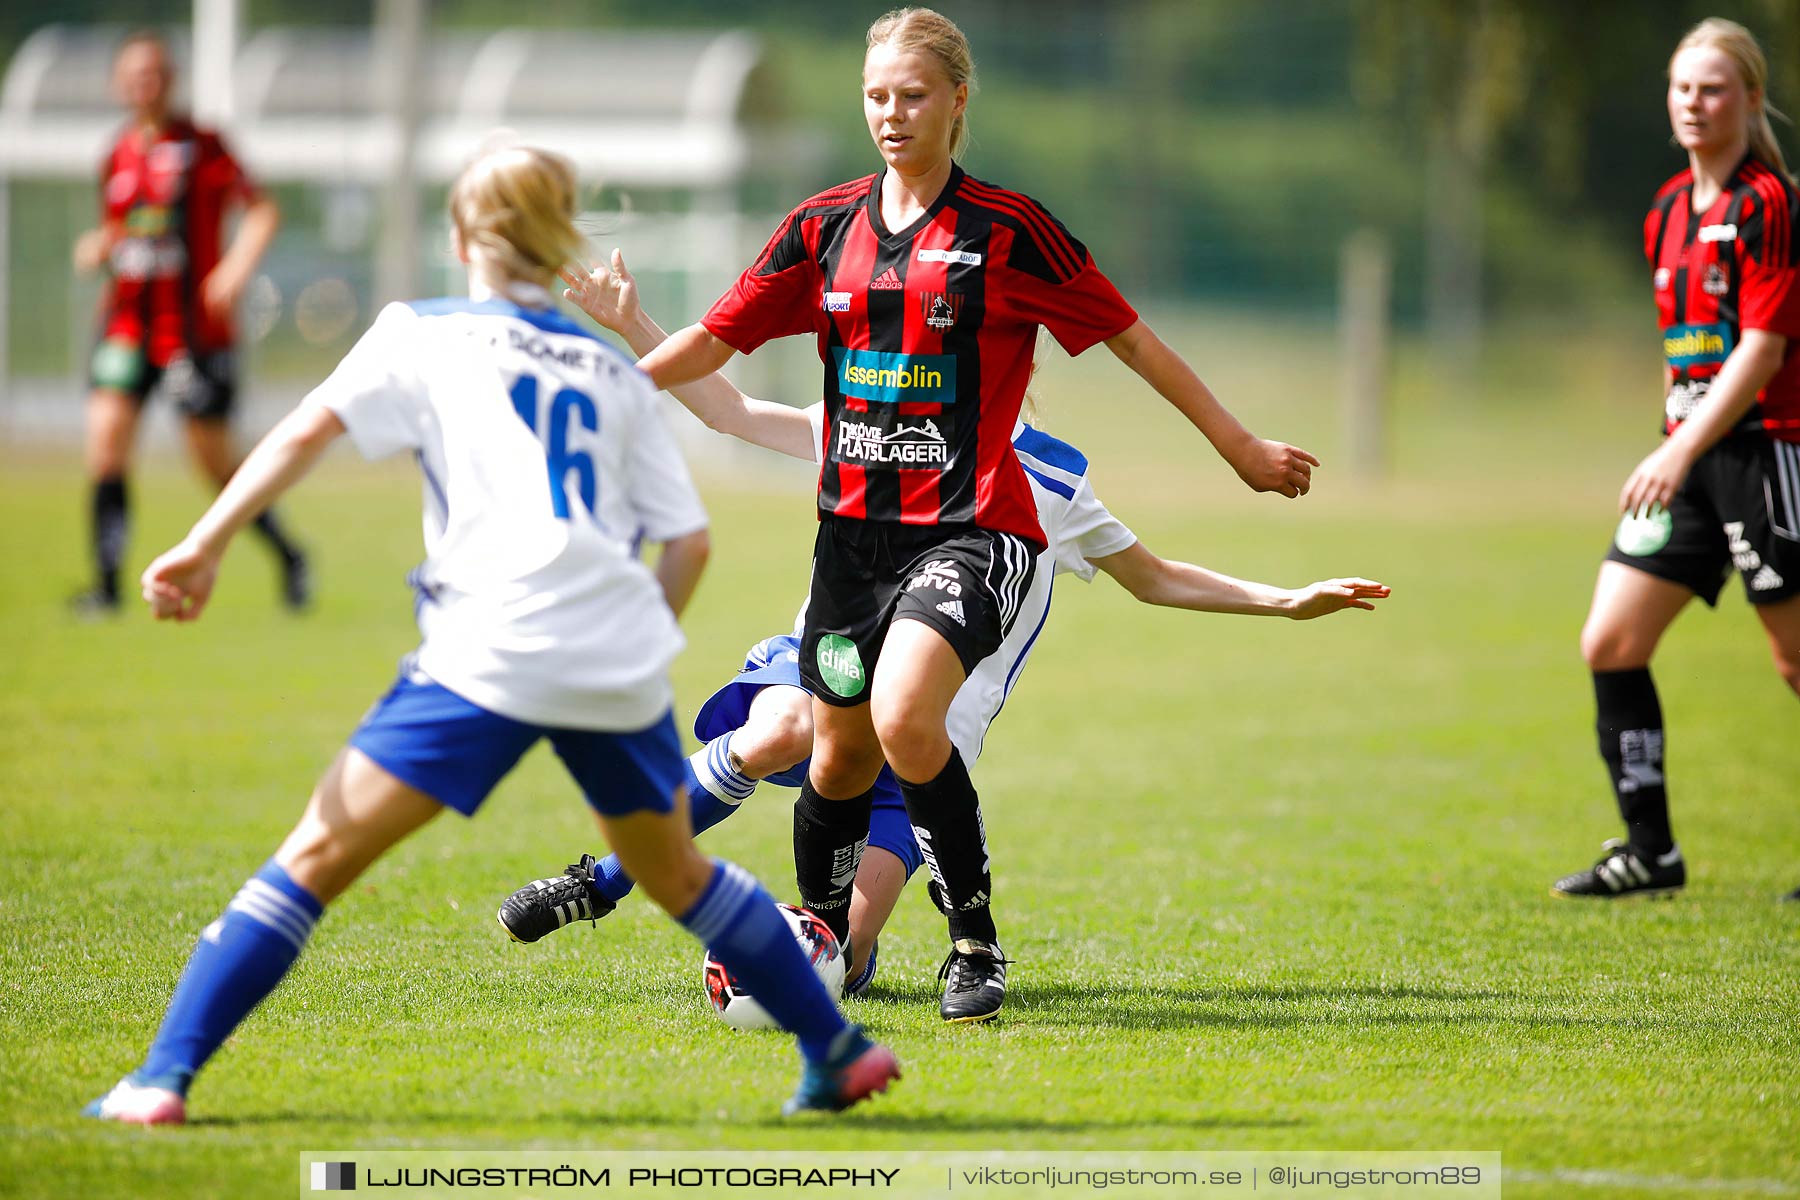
[508,373,599,520]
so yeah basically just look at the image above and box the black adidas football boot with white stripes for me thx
[938,939,1009,1023]
[498,853,614,943]
[1551,839,1685,899]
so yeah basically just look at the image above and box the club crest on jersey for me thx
[836,417,949,467]
[823,291,852,313]
[920,291,963,330]
[1702,263,1728,296]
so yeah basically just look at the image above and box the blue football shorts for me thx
[350,671,682,818]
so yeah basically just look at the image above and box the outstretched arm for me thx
[141,403,344,621]
[1090,540,1388,619]
[1104,320,1319,498]
[561,253,815,461]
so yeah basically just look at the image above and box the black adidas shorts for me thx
[90,338,237,421]
[1604,432,1800,606]
[799,515,1039,706]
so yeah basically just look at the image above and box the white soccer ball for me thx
[703,902,845,1030]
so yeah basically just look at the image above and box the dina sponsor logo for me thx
[836,418,950,467]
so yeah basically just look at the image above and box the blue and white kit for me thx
[303,288,710,815]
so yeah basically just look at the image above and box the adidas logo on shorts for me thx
[1751,565,1785,592]
[936,600,965,625]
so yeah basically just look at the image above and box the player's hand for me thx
[200,265,248,325]
[1619,441,1694,514]
[141,539,222,622]
[560,248,641,332]
[73,228,113,274]
[1236,438,1319,498]
[1288,578,1390,620]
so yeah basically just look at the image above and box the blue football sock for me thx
[135,860,323,1094]
[592,750,750,904]
[678,860,847,1063]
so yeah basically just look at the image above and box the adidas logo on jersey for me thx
[1751,564,1786,592]
[869,267,904,290]
[936,600,966,625]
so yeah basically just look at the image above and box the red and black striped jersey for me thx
[1645,157,1800,441]
[97,118,259,364]
[703,164,1138,543]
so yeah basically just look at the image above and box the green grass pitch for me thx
[1,321,1796,1198]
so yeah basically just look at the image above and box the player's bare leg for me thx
[89,750,442,1124]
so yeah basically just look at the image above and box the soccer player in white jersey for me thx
[496,252,1388,999]
[84,147,899,1127]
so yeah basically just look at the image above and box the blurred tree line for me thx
[8,0,1799,325]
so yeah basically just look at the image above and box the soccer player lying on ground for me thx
[85,146,898,1127]
[496,250,1389,1001]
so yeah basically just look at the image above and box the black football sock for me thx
[898,748,997,946]
[1594,667,1675,858]
[792,780,873,947]
[91,475,129,601]
[251,507,302,565]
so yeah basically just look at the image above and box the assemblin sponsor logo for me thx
[832,348,957,405]
[1663,322,1733,366]
[842,361,944,391]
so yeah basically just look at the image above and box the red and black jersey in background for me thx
[704,164,1139,545]
[97,117,259,365]
[1645,156,1800,442]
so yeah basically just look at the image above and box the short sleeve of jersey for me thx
[701,208,821,355]
[300,302,426,460]
[199,131,257,205]
[623,388,709,542]
[1738,181,1800,338]
[996,201,1139,355]
[1053,476,1137,581]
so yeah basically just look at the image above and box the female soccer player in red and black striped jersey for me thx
[1554,19,1800,902]
[71,33,307,617]
[632,7,1318,1019]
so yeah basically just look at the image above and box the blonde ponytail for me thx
[449,146,586,288]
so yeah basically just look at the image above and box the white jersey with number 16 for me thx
[302,294,708,730]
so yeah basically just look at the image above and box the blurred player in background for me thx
[590,6,1318,1024]
[85,145,898,1126]
[1555,18,1800,901]
[70,31,306,616]
[499,250,1389,996]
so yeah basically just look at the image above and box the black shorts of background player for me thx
[1553,18,1800,902]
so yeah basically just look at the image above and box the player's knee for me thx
[807,741,883,798]
[870,706,948,782]
[738,706,812,776]
[1769,638,1800,695]
[1580,622,1652,672]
